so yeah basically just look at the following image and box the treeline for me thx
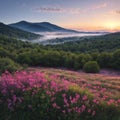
[48,33,120,53]
[16,49,120,70]
[0,34,45,73]
[0,34,120,73]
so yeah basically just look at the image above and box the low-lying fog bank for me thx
[23,32,105,45]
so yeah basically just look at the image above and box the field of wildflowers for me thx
[0,68,120,120]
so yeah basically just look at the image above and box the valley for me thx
[0,0,120,119]
[0,19,120,120]
[31,32,103,44]
[8,21,107,44]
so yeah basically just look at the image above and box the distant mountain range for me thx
[9,21,110,34]
[9,21,79,33]
[0,22,40,40]
[1,20,119,44]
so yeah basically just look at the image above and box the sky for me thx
[0,0,120,31]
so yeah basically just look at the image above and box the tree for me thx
[83,61,100,73]
[97,52,112,68]
[0,57,20,73]
[111,49,120,70]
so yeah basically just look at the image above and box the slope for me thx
[0,22,40,40]
[9,21,78,33]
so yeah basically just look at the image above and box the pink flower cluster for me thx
[55,74,120,107]
[0,70,120,117]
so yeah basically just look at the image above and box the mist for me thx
[31,32,103,44]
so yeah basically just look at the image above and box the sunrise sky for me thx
[0,0,120,32]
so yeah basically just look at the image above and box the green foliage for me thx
[97,52,112,68]
[83,61,100,73]
[73,54,92,70]
[49,33,120,53]
[0,57,20,73]
[0,34,120,72]
[111,49,120,70]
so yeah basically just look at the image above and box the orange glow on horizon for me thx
[103,22,120,32]
[62,23,120,32]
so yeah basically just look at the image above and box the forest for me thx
[0,34,120,74]
[47,32,120,53]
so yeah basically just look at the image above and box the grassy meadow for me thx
[0,68,120,120]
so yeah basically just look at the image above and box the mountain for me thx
[9,21,78,33]
[105,32,120,36]
[0,22,40,40]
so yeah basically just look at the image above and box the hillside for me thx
[0,30,120,120]
[9,21,78,33]
[49,32,120,53]
[32,67,120,97]
[1,33,120,72]
[0,67,120,120]
[0,22,40,40]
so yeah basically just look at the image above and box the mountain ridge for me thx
[0,22,40,40]
[9,21,79,33]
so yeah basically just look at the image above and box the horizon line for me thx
[1,20,120,32]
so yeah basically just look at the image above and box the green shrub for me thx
[111,49,120,70]
[0,57,20,74]
[83,61,100,73]
[97,52,112,68]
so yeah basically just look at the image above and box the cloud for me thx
[33,3,107,15]
[116,10,120,14]
[34,7,64,13]
[89,3,107,10]
[110,10,120,15]
[34,6,81,14]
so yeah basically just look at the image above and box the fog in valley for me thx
[30,32,103,44]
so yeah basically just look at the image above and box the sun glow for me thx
[104,22,119,31]
[63,21,120,32]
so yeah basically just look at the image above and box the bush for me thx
[97,52,112,68]
[0,57,20,74]
[111,49,120,70]
[83,61,100,73]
